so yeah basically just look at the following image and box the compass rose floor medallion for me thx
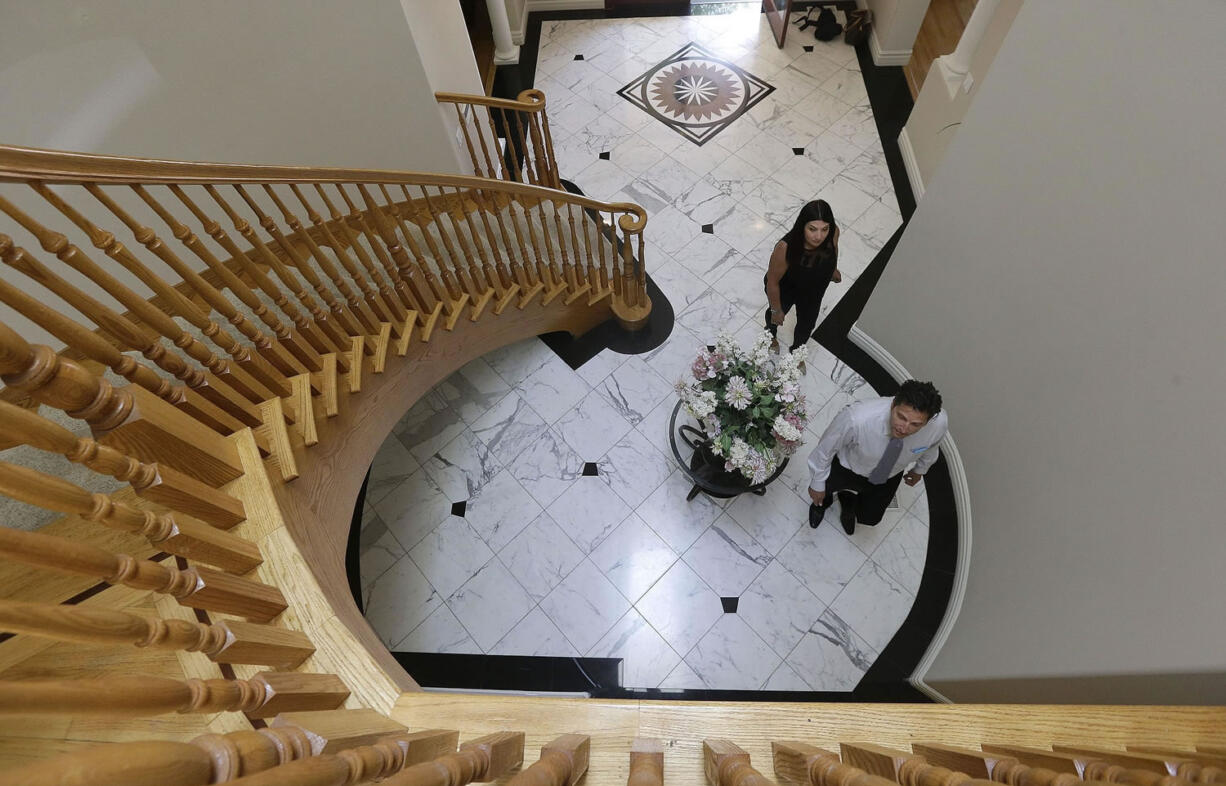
[617,42,775,146]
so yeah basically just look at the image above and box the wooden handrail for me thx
[435,88,548,113]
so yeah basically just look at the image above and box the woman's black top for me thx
[779,242,837,306]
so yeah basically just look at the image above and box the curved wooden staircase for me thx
[0,92,1221,785]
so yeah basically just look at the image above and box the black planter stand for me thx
[668,400,788,501]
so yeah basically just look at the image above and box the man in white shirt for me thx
[807,380,947,534]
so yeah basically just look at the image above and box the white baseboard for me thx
[513,8,529,45]
[897,127,925,202]
[868,27,912,66]
[525,0,604,11]
[847,325,970,705]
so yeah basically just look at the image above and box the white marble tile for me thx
[360,526,404,593]
[465,468,543,552]
[539,558,632,654]
[763,661,812,691]
[598,427,675,509]
[787,50,844,84]
[490,607,579,657]
[435,357,513,425]
[850,199,903,252]
[637,468,726,554]
[806,131,867,179]
[631,115,690,156]
[588,608,683,689]
[589,512,678,604]
[676,287,746,339]
[394,393,467,463]
[668,232,742,281]
[770,155,838,203]
[508,427,584,508]
[871,512,927,595]
[731,134,799,179]
[791,87,855,133]
[739,177,808,232]
[374,468,453,552]
[775,521,868,606]
[363,556,442,649]
[628,158,705,208]
[470,390,550,467]
[725,481,807,555]
[711,255,768,320]
[829,560,915,652]
[646,206,704,259]
[554,390,633,462]
[639,324,705,391]
[787,608,877,691]
[843,503,908,561]
[519,354,592,424]
[737,559,825,658]
[447,558,535,651]
[421,428,501,504]
[673,178,739,226]
[598,356,674,427]
[668,141,739,178]
[634,393,687,461]
[546,475,633,554]
[657,659,708,690]
[710,200,774,256]
[573,157,636,203]
[649,258,709,315]
[839,151,893,201]
[818,66,868,107]
[485,337,554,387]
[706,154,769,201]
[498,511,584,602]
[827,103,880,152]
[398,604,482,655]
[766,64,821,107]
[764,106,828,150]
[685,613,781,689]
[636,559,724,656]
[408,516,494,599]
[367,436,420,505]
[610,134,668,177]
[682,515,772,597]
[815,174,879,226]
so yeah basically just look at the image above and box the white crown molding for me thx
[897,127,925,202]
[847,325,970,705]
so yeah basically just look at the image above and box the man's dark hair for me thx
[893,380,942,418]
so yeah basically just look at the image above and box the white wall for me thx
[861,0,929,66]
[862,0,1226,703]
[0,0,460,172]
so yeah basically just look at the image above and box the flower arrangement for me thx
[676,331,810,485]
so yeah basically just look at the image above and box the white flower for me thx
[772,415,801,441]
[724,376,752,410]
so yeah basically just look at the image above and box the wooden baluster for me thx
[840,742,971,786]
[549,200,577,295]
[511,110,539,186]
[0,266,245,437]
[373,183,445,311]
[449,186,496,295]
[0,399,244,527]
[0,315,244,486]
[563,202,591,300]
[333,184,422,315]
[223,732,452,786]
[429,187,480,301]
[39,183,290,403]
[1129,749,1226,782]
[165,185,323,372]
[526,114,550,187]
[636,225,648,308]
[261,184,377,339]
[0,214,264,428]
[441,188,489,305]
[499,108,525,183]
[416,187,467,304]
[483,105,514,181]
[537,96,562,188]
[452,104,488,178]
[289,184,393,329]
[314,184,406,324]
[382,731,526,786]
[911,744,1081,786]
[471,187,514,294]
[0,598,313,666]
[705,739,775,786]
[0,525,282,619]
[509,199,543,291]
[530,198,560,291]
[203,185,346,365]
[608,210,623,298]
[192,726,315,780]
[271,707,410,755]
[390,184,459,312]
[774,741,910,786]
[468,105,503,182]
[232,184,358,348]
[0,672,345,717]
[596,209,610,291]
[576,203,597,294]
[354,184,444,317]
[1052,747,1206,784]
[981,745,1159,786]
[0,460,260,573]
[629,738,664,786]
[1199,750,1226,761]
[504,734,589,786]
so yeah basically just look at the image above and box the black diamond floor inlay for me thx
[720,596,739,613]
[598,151,610,160]
[803,45,815,52]
[450,500,467,517]
[617,42,775,146]
[573,54,584,60]
[701,224,714,234]
[582,462,599,476]
[792,147,805,155]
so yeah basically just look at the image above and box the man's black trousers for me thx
[814,456,903,525]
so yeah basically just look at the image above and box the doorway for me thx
[904,0,977,98]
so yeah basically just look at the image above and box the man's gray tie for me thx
[868,437,903,484]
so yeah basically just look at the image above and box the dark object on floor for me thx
[813,8,843,42]
[838,491,856,534]
[720,596,739,613]
[809,503,822,529]
[844,9,871,46]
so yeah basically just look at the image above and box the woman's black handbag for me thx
[844,9,872,46]
[813,8,843,41]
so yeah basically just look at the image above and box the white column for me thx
[935,0,1001,98]
[486,0,520,65]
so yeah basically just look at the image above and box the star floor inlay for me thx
[617,42,775,147]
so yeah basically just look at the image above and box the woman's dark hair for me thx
[782,199,838,266]
[893,380,943,419]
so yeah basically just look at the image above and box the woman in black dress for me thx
[763,199,842,354]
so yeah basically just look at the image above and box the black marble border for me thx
[344,5,944,702]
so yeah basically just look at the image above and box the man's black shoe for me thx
[808,503,822,529]
[838,492,856,535]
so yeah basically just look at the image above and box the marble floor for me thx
[358,6,923,692]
